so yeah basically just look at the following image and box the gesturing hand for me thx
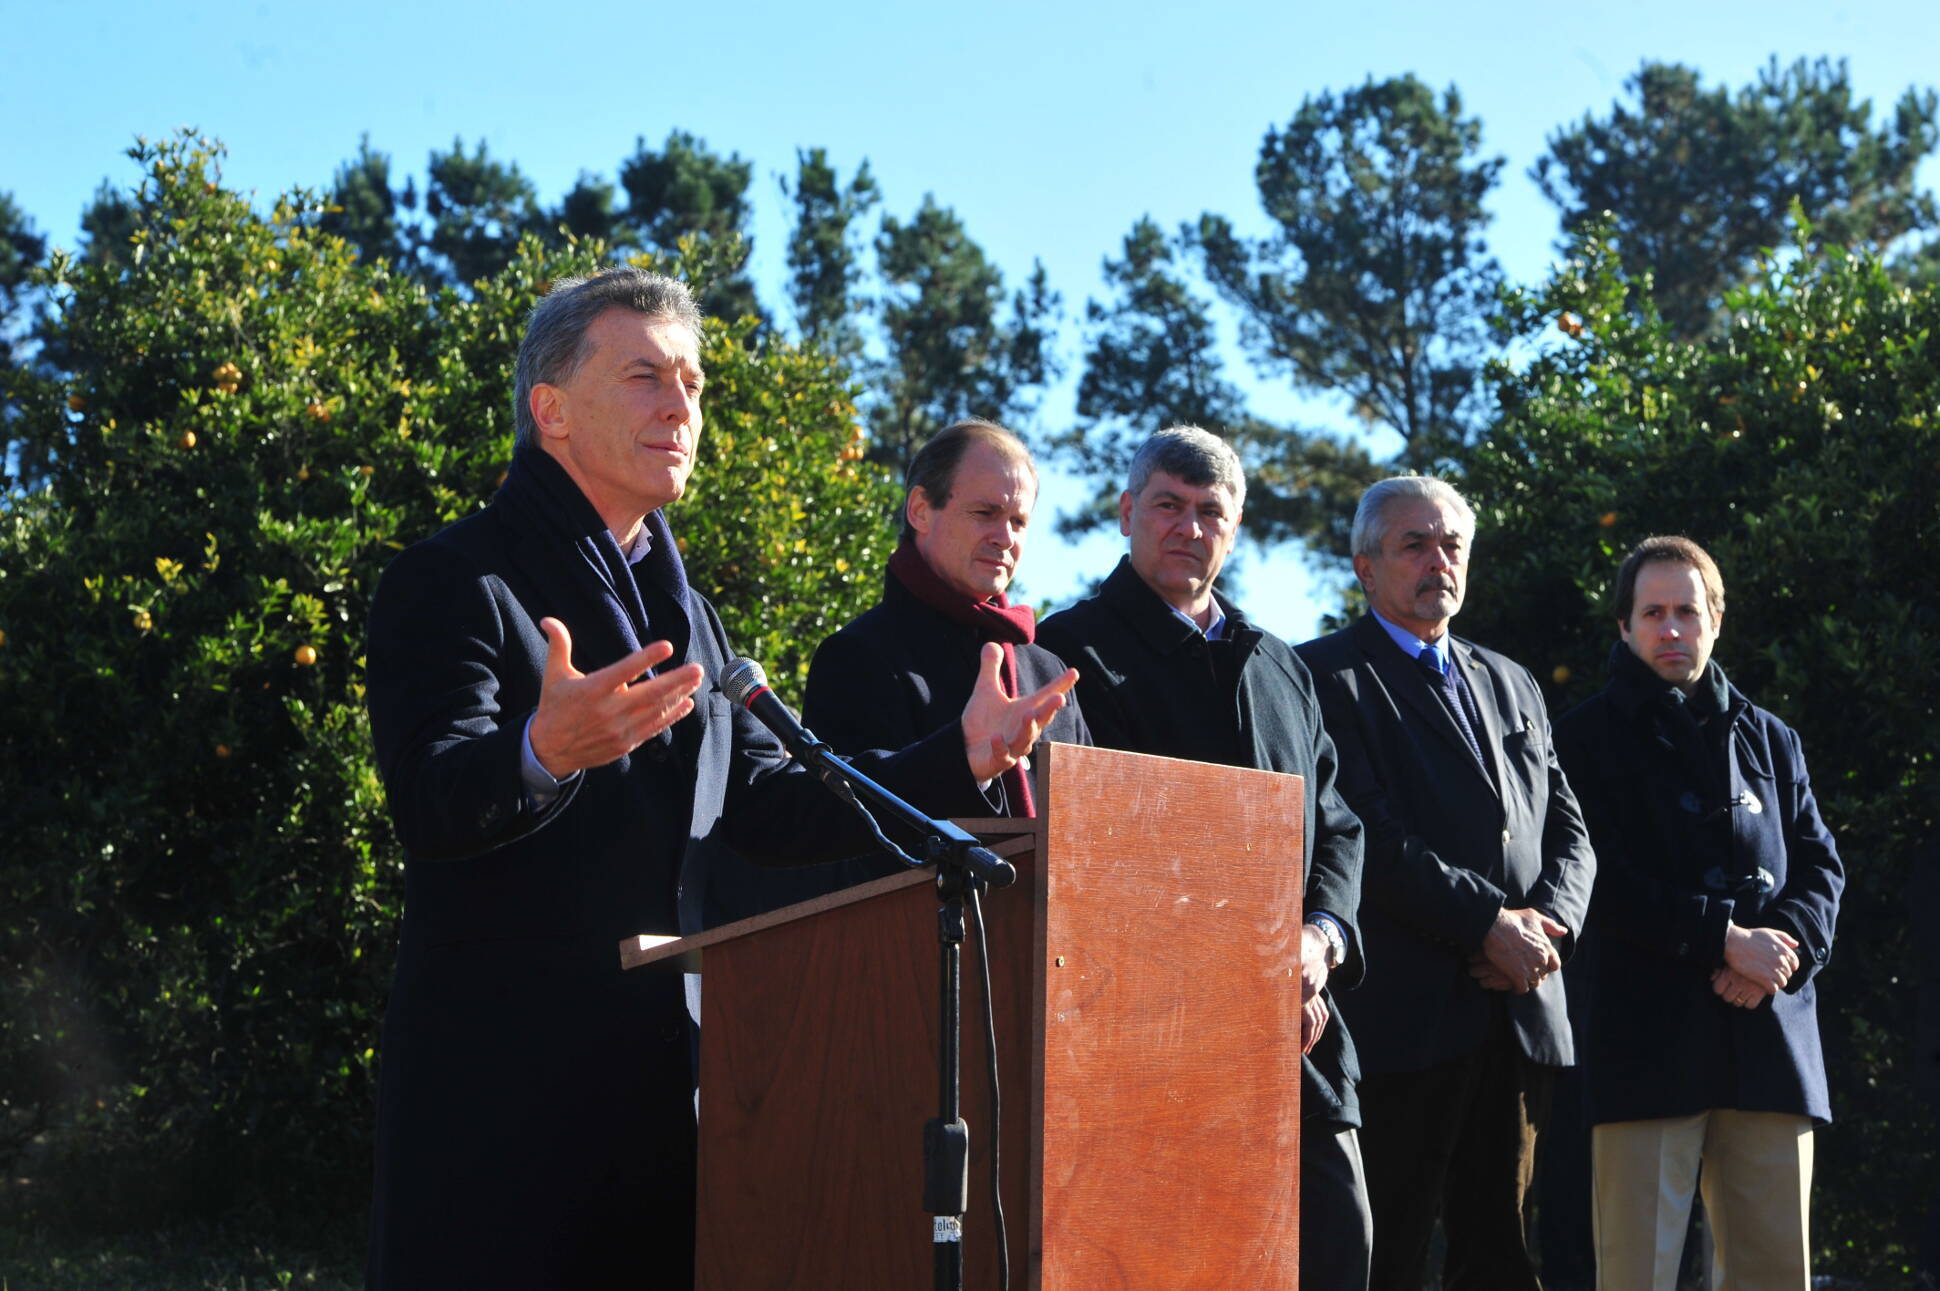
[527,617,705,779]
[1481,906,1568,994]
[960,643,1077,783]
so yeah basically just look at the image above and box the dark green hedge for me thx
[1459,217,1939,1281]
[0,134,897,1228]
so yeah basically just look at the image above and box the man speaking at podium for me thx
[1038,427,1372,1290]
[362,269,1074,1289]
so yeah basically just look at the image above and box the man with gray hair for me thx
[1039,427,1372,1289]
[1294,475,1595,1291]
[363,268,1074,1287]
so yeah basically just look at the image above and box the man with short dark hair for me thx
[1556,535,1842,1290]
[804,419,1087,819]
[363,272,1074,1287]
[1294,475,1595,1291]
[1038,426,1371,1290]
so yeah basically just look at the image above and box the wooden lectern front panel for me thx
[671,744,1306,1289]
[691,859,1037,1290]
[1037,743,1306,1288]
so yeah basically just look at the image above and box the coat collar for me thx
[1603,640,1747,728]
[1098,556,1258,657]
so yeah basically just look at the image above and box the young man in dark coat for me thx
[1555,536,1843,1290]
[803,419,1087,819]
[1037,427,1372,1290]
[1294,475,1596,1291]
[362,271,1075,1288]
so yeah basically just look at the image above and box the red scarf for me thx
[887,539,1040,816]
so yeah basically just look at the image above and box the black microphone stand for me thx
[790,738,1013,1291]
[722,658,1013,1290]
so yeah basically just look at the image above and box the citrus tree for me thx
[1459,217,1939,1279]
[0,133,896,1226]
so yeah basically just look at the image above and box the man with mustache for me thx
[1555,536,1842,1290]
[1038,427,1371,1290]
[362,274,1074,1287]
[1294,476,1596,1291]
[800,419,1087,833]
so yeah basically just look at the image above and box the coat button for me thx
[1501,829,1512,845]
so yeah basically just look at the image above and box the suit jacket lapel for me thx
[1352,615,1498,795]
[1451,639,1505,794]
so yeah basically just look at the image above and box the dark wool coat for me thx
[1295,615,1597,1077]
[1555,649,1843,1125]
[802,569,1091,783]
[363,448,986,1289]
[1038,558,1368,1126]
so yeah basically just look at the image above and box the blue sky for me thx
[6,0,1936,639]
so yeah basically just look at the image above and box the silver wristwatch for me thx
[1307,915,1347,970]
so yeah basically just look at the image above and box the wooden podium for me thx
[621,742,1307,1289]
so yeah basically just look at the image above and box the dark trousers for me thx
[1357,1010,1556,1291]
[1303,1121,1374,1291]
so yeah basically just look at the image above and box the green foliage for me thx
[1,190,48,481]
[1535,57,1940,338]
[1057,215,1381,555]
[553,170,625,246]
[1069,217,1246,466]
[678,306,899,687]
[1461,217,1939,1278]
[423,137,543,287]
[77,180,137,275]
[0,1221,361,1289]
[0,191,44,316]
[618,131,759,322]
[318,135,413,271]
[871,195,1061,474]
[784,147,880,366]
[619,130,753,251]
[1199,74,1506,466]
[0,132,894,1228]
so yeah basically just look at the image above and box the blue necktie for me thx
[1420,645,1488,771]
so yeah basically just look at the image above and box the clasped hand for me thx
[1299,924,1332,1055]
[1711,922,1800,1008]
[1469,906,1567,994]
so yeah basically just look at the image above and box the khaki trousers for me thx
[1592,1109,1812,1291]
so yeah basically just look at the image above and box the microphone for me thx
[720,657,822,761]
[719,657,1015,888]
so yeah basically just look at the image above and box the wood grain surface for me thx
[637,744,1305,1288]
